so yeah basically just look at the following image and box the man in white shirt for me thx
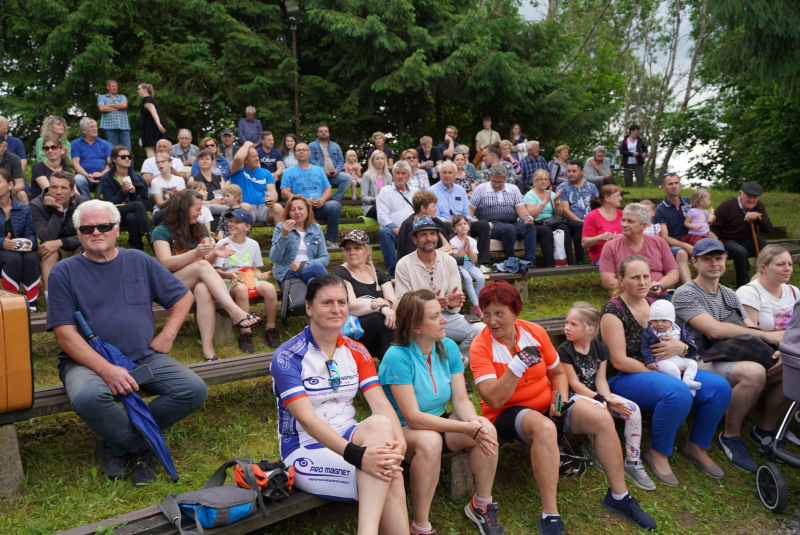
[376,160,418,276]
[140,139,186,186]
[469,163,537,265]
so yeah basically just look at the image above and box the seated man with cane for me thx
[46,199,207,486]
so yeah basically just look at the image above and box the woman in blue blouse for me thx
[269,195,329,285]
[522,169,575,267]
[379,290,503,535]
[0,168,40,309]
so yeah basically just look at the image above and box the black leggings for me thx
[535,223,574,267]
[118,201,152,249]
[356,312,395,362]
[0,250,40,305]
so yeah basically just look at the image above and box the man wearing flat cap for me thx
[710,182,773,287]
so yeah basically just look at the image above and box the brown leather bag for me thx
[0,289,33,413]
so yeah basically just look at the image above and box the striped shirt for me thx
[96,94,130,131]
[469,182,524,223]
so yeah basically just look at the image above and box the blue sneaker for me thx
[750,425,785,453]
[601,490,656,531]
[716,432,758,473]
[537,515,567,535]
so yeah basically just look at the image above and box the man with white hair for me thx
[430,160,492,271]
[599,202,679,299]
[47,199,205,485]
[96,80,131,151]
[518,141,548,188]
[376,160,418,276]
[71,118,112,198]
[140,138,187,186]
[171,129,199,165]
[583,145,613,189]
[237,106,262,145]
[0,116,27,172]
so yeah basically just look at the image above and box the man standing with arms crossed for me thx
[97,80,131,151]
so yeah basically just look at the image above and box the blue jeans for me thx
[74,174,92,198]
[312,201,342,242]
[459,261,485,305]
[608,370,731,456]
[378,227,399,276]
[328,172,353,201]
[104,129,132,151]
[490,221,537,264]
[280,262,327,285]
[63,353,208,457]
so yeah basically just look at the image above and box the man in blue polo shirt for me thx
[256,131,284,183]
[280,143,341,246]
[430,160,492,271]
[71,118,112,198]
[229,141,282,225]
[654,172,703,284]
[0,116,27,173]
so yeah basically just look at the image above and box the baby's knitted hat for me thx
[650,300,675,323]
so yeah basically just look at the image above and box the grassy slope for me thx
[3,186,800,534]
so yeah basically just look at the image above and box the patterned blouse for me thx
[454,172,474,192]
[600,296,654,376]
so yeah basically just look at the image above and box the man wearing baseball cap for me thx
[710,181,773,287]
[673,238,787,473]
[220,128,240,164]
[394,215,485,366]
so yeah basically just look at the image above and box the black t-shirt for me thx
[331,265,391,299]
[557,339,610,393]
[4,218,15,239]
[417,146,443,166]
[191,173,223,201]
[30,162,72,200]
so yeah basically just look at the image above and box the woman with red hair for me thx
[468,282,656,534]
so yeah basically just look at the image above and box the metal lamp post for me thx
[283,0,301,137]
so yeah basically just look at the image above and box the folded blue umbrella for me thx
[74,311,178,481]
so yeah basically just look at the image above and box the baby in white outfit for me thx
[642,300,702,396]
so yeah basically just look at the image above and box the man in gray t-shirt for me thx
[673,238,786,474]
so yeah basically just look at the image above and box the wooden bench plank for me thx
[57,489,327,535]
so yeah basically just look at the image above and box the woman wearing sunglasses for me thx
[378,290,503,535]
[99,146,151,250]
[30,136,71,200]
[190,137,230,181]
[152,189,259,361]
[270,274,410,534]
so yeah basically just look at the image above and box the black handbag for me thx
[535,216,564,228]
[701,294,776,369]
[280,261,307,327]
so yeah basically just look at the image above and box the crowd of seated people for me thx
[8,90,794,534]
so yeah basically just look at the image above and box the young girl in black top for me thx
[558,302,656,490]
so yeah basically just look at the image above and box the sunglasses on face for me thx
[117,154,132,160]
[326,358,340,392]
[156,160,170,165]
[78,223,117,235]
[204,143,216,148]
[43,145,59,151]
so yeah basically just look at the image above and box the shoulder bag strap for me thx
[396,187,414,210]
[158,495,200,535]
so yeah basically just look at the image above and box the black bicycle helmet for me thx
[558,436,589,479]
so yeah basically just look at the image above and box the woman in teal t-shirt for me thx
[378,289,504,535]
[152,189,259,361]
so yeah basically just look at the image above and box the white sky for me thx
[518,1,714,176]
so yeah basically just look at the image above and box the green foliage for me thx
[0,0,616,164]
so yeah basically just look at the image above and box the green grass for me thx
[3,188,800,534]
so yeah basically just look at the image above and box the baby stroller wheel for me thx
[756,462,789,513]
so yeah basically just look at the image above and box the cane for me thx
[749,215,762,255]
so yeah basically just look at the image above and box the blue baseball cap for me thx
[225,208,253,226]
[693,238,727,258]
[409,215,439,237]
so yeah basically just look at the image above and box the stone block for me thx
[0,424,24,497]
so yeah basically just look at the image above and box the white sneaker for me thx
[479,265,493,274]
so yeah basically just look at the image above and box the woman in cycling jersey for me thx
[270,274,409,535]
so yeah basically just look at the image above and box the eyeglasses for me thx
[405,156,417,160]
[43,145,59,151]
[78,223,117,235]
[156,159,170,164]
[204,143,216,148]
[325,358,340,392]
[117,154,132,160]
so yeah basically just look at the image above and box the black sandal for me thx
[232,314,260,328]
[204,355,220,362]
